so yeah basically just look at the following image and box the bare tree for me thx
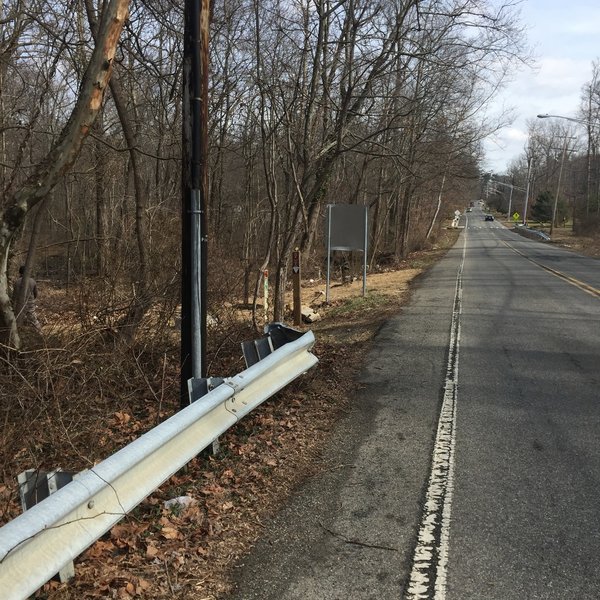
[0,0,130,348]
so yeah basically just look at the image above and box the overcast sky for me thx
[482,0,600,174]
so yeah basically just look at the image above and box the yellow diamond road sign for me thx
[512,212,520,221]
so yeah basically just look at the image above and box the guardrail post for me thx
[18,469,76,583]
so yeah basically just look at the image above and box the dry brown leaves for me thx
[28,332,366,599]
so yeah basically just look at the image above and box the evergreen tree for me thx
[532,191,553,223]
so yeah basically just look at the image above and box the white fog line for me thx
[405,232,466,600]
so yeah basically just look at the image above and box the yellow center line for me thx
[501,239,600,299]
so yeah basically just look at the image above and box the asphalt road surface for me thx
[228,208,600,600]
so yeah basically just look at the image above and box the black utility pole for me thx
[181,0,210,407]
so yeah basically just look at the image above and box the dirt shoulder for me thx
[545,228,600,258]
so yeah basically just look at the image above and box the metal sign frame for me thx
[326,204,368,302]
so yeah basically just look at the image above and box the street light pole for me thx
[523,156,532,226]
[489,179,525,220]
[507,185,514,220]
[550,136,574,236]
[537,113,600,232]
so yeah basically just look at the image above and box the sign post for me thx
[263,269,269,324]
[452,210,461,228]
[292,249,301,326]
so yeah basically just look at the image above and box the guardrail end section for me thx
[242,322,309,368]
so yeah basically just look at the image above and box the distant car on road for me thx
[466,207,472,212]
[484,215,494,221]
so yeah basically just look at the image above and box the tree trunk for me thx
[426,170,447,241]
[14,195,50,320]
[395,183,413,260]
[369,161,386,266]
[84,0,149,338]
[93,114,109,278]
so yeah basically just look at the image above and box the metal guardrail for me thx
[0,329,318,600]
[512,225,551,242]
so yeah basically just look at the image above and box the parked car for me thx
[485,215,494,221]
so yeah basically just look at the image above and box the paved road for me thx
[228,209,600,599]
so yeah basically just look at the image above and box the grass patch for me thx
[326,291,390,318]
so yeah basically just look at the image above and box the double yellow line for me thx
[501,240,600,299]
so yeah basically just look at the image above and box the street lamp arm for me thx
[537,113,599,129]
[490,179,526,192]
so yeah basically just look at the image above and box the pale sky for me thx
[482,0,600,174]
